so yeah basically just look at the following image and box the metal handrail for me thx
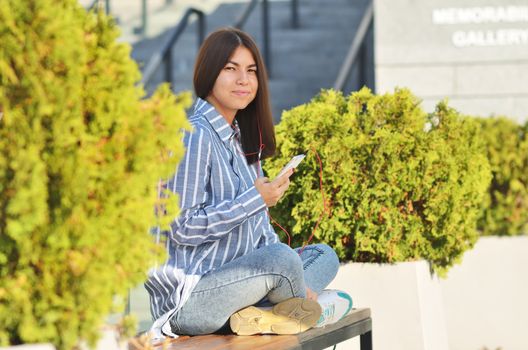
[233,0,300,75]
[234,0,260,28]
[141,8,205,87]
[333,1,374,91]
[141,0,300,88]
[234,0,299,29]
[87,0,110,14]
[291,0,299,28]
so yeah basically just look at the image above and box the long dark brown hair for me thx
[193,27,275,165]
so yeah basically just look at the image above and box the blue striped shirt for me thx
[145,98,279,338]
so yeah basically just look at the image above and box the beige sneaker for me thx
[230,297,322,336]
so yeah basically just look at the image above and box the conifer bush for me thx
[0,1,190,348]
[265,88,491,275]
[476,117,528,236]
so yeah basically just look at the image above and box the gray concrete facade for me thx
[374,0,528,122]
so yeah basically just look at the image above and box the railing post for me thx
[125,289,131,315]
[262,0,271,76]
[141,0,148,34]
[291,0,299,28]
[359,40,367,89]
[333,2,374,91]
[134,0,148,35]
[105,0,110,15]
[197,11,205,48]
[141,8,207,88]
[165,48,173,89]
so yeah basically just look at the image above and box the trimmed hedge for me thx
[0,1,190,348]
[265,88,491,275]
[477,117,528,236]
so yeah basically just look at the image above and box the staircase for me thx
[130,0,373,123]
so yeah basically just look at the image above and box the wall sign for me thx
[432,6,528,47]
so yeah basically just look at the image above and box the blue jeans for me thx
[169,243,340,335]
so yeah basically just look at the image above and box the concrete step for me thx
[131,0,373,121]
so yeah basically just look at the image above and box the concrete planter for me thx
[440,236,528,350]
[327,260,449,350]
[78,327,128,350]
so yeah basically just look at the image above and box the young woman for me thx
[145,27,343,339]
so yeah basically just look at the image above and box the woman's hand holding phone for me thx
[255,154,305,207]
[255,169,293,207]
[275,154,305,179]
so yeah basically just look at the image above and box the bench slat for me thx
[160,334,299,349]
[146,308,371,350]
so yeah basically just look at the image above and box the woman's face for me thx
[208,46,258,123]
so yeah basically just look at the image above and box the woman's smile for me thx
[232,90,251,96]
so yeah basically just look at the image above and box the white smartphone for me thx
[276,154,306,178]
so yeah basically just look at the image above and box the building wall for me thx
[374,0,528,122]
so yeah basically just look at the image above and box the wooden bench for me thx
[140,308,372,350]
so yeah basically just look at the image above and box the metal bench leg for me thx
[360,330,372,350]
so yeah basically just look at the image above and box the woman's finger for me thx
[272,169,293,187]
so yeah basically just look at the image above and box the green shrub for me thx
[0,1,190,348]
[265,88,491,275]
[477,117,528,236]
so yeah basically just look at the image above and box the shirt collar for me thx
[194,97,237,143]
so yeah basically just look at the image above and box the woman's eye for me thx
[225,66,236,71]
[248,69,257,74]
